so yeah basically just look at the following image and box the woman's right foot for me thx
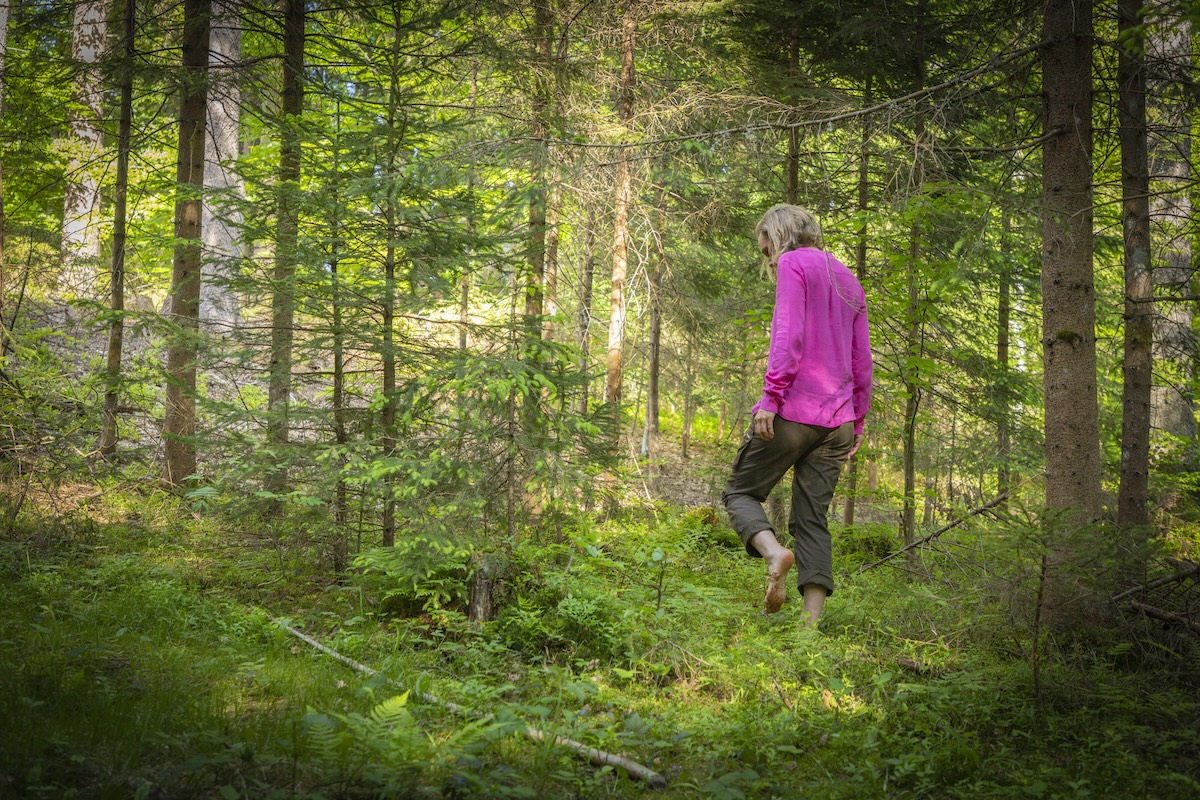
[764,550,795,614]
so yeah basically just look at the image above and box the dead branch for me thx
[1111,563,1200,602]
[281,622,668,789]
[858,492,1011,573]
[1128,600,1200,636]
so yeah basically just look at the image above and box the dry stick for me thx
[1128,600,1200,636]
[280,623,668,790]
[859,491,1011,573]
[1111,563,1200,603]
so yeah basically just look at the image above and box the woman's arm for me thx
[758,260,806,414]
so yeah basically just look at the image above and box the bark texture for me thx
[1117,0,1152,529]
[605,0,636,406]
[163,0,211,486]
[1040,0,1100,519]
[201,0,244,331]
[61,0,110,297]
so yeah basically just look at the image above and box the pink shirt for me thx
[753,248,873,435]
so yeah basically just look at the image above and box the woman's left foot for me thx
[764,550,795,613]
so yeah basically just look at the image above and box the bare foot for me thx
[764,550,795,614]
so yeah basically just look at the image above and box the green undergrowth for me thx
[2,486,1199,798]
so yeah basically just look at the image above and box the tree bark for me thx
[1117,0,1152,530]
[380,10,404,548]
[577,208,596,415]
[605,0,636,407]
[1148,12,1195,449]
[200,0,243,331]
[1041,0,1100,520]
[997,203,1012,505]
[61,0,110,298]
[163,0,211,486]
[100,0,135,459]
[901,6,927,547]
[266,0,304,498]
[642,215,663,461]
[0,0,9,320]
[525,0,552,334]
[844,77,872,528]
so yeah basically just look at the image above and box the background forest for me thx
[2,0,1200,797]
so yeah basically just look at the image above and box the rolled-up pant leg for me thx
[789,421,854,596]
[722,418,831,558]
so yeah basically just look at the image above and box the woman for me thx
[722,204,872,628]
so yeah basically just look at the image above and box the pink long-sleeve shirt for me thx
[753,248,873,435]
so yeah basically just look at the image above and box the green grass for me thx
[1,486,1198,798]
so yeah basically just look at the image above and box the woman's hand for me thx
[753,409,776,441]
[847,433,864,460]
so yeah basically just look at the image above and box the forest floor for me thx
[2,476,1199,799]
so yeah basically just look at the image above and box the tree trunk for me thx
[525,0,552,333]
[901,8,927,547]
[642,219,663,462]
[1117,0,1152,530]
[1041,0,1100,520]
[577,208,596,415]
[380,13,404,549]
[997,204,1012,505]
[0,0,9,319]
[266,0,304,498]
[605,0,636,407]
[163,0,211,486]
[200,0,243,331]
[61,0,110,298]
[100,0,135,459]
[785,22,799,205]
[1148,13,1195,450]
[844,77,872,529]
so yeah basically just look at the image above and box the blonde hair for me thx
[755,204,824,269]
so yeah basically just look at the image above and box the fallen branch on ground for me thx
[1111,563,1200,603]
[1127,600,1200,637]
[280,622,668,789]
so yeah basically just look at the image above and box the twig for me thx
[280,622,668,789]
[772,677,794,712]
[858,491,1011,573]
[1128,600,1200,636]
[1111,564,1200,602]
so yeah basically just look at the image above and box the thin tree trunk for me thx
[380,12,404,548]
[577,208,596,414]
[1041,0,1100,520]
[544,179,561,342]
[901,7,927,547]
[61,0,109,297]
[163,0,211,486]
[0,0,9,321]
[266,0,304,498]
[998,204,1012,505]
[200,0,243,331]
[1117,0,1153,530]
[844,76,872,528]
[785,22,799,204]
[100,0,135,458]
[605,0,636,407]
[1148,13,1195,450]
[329,103,348,571]
[526,0,552,333]
[642,215,663,462]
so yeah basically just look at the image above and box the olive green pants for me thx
[721,418,854,596]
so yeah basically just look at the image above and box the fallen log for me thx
[1127,600,1200,637]
[281,622,667,789]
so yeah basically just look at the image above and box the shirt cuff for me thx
[758,397,780,414]
[854,417,865,436]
